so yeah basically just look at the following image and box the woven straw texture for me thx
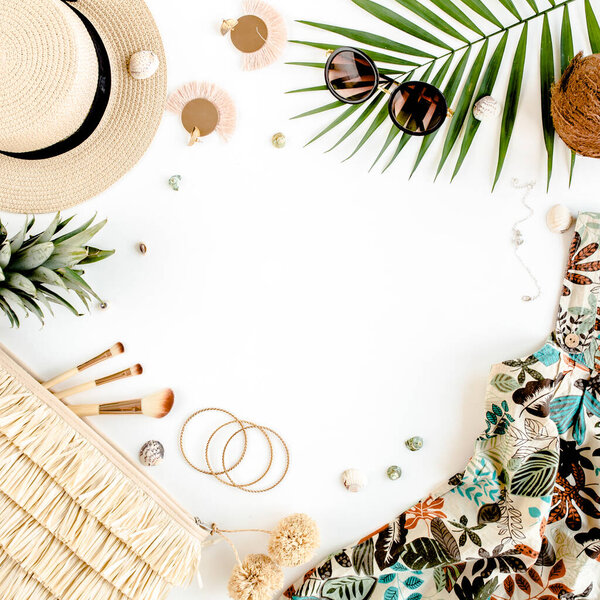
[0,0,167,214]
[0,347,206,599]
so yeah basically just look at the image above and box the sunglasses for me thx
[324,47,448,137]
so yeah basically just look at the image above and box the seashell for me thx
[272,132,286,148]
[128,51,159,80]
[341,469,367,492]
[168,175,182,191]
[386,465,402,480]
[139,440,164,466]
[405,436,424,452]
[546,204,573,233]
[473,96,501,121]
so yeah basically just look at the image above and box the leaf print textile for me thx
[284,213,600,600]
[404,496,446,530]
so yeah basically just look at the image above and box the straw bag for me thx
[0,345,207,600]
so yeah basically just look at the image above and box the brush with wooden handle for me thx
[70,389,174,418]
[43,343,125,389]
[55,364,143,400]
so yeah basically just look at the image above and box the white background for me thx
[2,0,600,598]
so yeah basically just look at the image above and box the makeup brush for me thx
[70,389,175,418]
[43,343,125,389]
[55,364,143,400]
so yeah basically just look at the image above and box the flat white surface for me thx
[2,0,600,598]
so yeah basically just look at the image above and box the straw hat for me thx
[0,0,167,213]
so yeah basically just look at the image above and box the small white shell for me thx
[139,440,164,466]
[546,204,573,233]
[128,51,159,80]
[342,469,367,493]
[473,96,501,121]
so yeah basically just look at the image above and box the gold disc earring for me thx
[166,82,237,145]
[221,0,287,71]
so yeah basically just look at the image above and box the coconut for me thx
[551,52,600,158]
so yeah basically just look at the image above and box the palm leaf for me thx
[381,61,438,172]
[411,48,472,176]
[498,0,521,20]
[540,14,555,191]
[306,103,364,146]
[391,0,471,43]
[291,101,345,120]
[452,31,509,180]
[436,40,489,178]
[370,126,401,171]
[460,0,504,28]
[585,0,600,52]
[493,23,528,190]
[289,41,420,66]
[286,85,329,94]
[327,92,387,152]
[560,4,576,186]
[296,21,436,57]
[344,92,393,160]
[287,61,404,75]
[428,0,485,36]
[349,0,453,50]
[292,0,600,189]
[523,0,540,14]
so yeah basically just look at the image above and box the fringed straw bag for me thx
[0,345,207,600]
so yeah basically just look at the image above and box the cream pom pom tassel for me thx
[228,554,284,600]
[200,514,320,600]
[268,514,320,567]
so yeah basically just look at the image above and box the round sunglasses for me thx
[324,47,448,137]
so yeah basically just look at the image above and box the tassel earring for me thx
[166,82,237,145]
[197,514,320,600]
[221,0,287,71]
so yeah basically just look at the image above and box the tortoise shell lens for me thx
[326,49,377,103]
[390,82,447,135]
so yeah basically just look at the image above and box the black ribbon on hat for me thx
[0,1,111,160]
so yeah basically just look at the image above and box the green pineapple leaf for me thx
[6,273,36,297]
[78,247,115,264]
[10,242,55,271]
[0,243,10,269]
[0,214,113,327]
[42,247,88,271]
[30,266,67,289]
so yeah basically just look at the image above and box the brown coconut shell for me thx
[551,52,600,158]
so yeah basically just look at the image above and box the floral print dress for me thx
[285,212,600,600]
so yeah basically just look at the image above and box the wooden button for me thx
[565,333,580,349]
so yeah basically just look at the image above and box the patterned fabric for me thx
[285,212,600,600]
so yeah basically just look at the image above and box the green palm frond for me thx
[290,0,600,190]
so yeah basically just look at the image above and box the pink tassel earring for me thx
[221,0,287,71]
[166,82,237,145]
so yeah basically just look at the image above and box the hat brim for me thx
[0,0,167,214]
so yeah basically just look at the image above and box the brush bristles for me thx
[110,342,124,356]
[142,389,175,419]
[131,364,143,376]
[165,82,237,141]
[241,0,287,71]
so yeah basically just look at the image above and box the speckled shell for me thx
[546,204,573,233]
[473,96,501,121]
[139,440,164,466]
[128,51,159,80]
[341,468,367,492]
